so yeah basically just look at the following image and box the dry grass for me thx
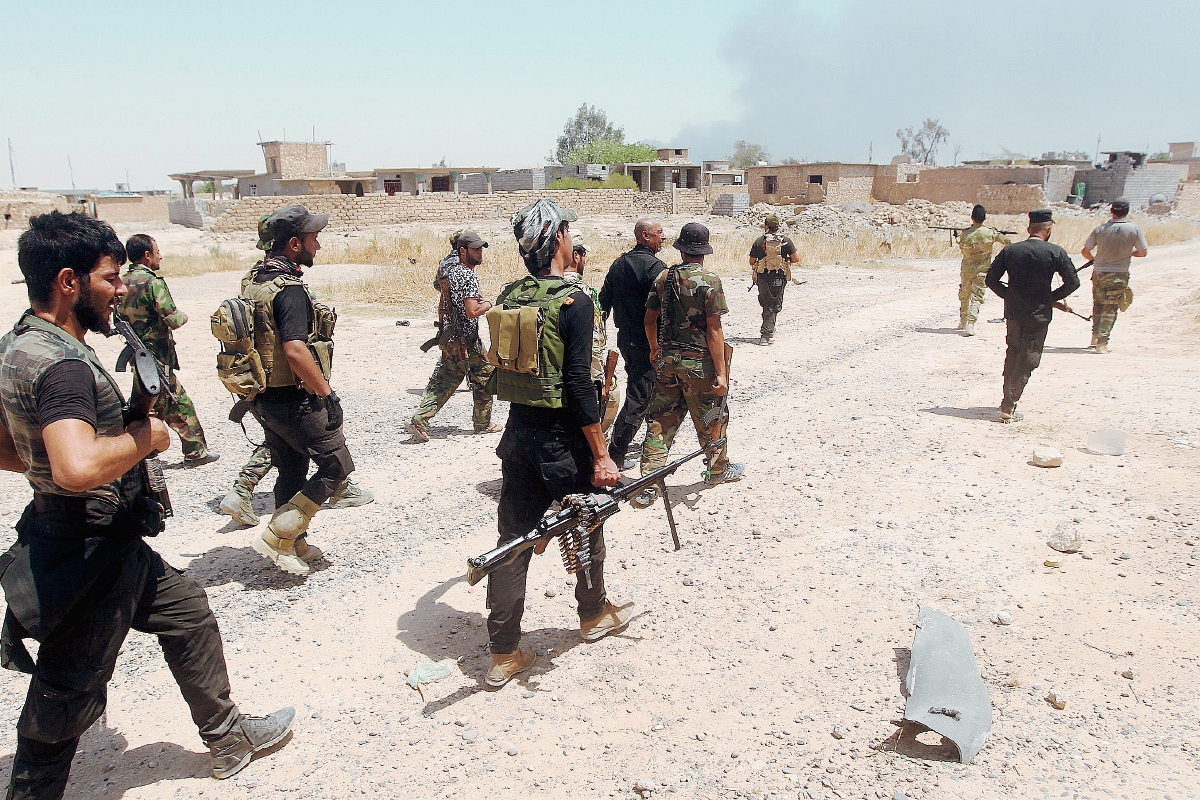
[158,246,253,278]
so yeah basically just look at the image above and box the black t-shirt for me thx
[255,270,312,343]
[749,234,797,262]
[507,281,601,431]
[36,360,98,430]
[985,238,1080,322]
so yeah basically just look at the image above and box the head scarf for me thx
[511,198,578,275]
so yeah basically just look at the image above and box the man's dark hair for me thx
[125,233,155,264]
[1029,220,1052,236]
[18,212,126,304]
[1111,201,1130,218]
[971,204,986,223]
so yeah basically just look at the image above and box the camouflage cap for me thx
[673,222,713,255]
[764,214,781,231]
[511,198,578,274]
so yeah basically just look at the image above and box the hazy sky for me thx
[3,0,1197,190]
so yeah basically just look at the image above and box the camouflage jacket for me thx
[959,224,1011,272]
[647,263,728,354]
[118,264,185,369]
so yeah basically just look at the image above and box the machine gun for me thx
[108,313,174,522]
[929,225,1017,244]
[465,441,724,587]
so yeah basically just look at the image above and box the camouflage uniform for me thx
[566,275,622,437]
[118,264,210,459]
[1091,272,1133,347]
[412,259,494,433]
[958,225,1011,327]
[640,263,730,478]
[412,340,494,431]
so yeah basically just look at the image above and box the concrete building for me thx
[745,161,1082,212]
[372,167,498,195]
[1167,142,1200,181]
[615,147,703,192]
[233,141,375,198]
[702,160,745,187]
[1073,152,1190,208]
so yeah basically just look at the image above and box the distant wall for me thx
[208,189,708,232]
[1,192,71,229]
[975,184,1047,214]
[94,195,171,224]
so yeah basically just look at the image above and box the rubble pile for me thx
[733,199,975,238]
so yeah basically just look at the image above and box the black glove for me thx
[322,391,343,431]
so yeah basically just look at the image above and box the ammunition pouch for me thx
[211,297,268,399]
[485,305,542,375]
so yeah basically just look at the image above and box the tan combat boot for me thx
[293,535,324,564]
[252,494,320,575]
[581,601,635,642]
[485,648,535,689]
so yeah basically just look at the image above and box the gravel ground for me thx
[0,225,1197,800]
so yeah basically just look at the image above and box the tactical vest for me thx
[756,233,786,274]
[484,276,579,408]
[0,312,143,507]
[241,270,336,389]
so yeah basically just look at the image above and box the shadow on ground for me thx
[875,721,960,762]
[0,716,212,799]
[914,327,963,336]
[395,576,590,714]
[918,406,997,422]
[183,545,328,590]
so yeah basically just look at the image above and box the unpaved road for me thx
[0,223,1196,800]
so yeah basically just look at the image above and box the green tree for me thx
[555,104,624,163]
[896,119,950,165]
[729,140,770,169]
[564,139,656,165]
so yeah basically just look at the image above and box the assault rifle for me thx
[929,225,1017,244]
[465,440,724,586]
[108,313,174,522]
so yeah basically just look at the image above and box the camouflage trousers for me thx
[413,339,494,431]
[154,371,208,458]
[639,352,729,478]
[958,265,989,326]
[1091,272,1133,346]
[236,443,274,490]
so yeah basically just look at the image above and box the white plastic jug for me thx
[1087,429,1126,456]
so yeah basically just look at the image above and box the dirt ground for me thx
[0,220,1197,800]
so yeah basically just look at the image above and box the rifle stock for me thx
[465,440,725,586]
[108,314,174,521]
[600,350,619,406]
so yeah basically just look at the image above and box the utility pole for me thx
[868,142,873,163]
[68,156,76,193]
[7,139,14,189]
[1094,134,1101,165]
[125,168,131,192]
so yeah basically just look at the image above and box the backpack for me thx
[210,297,267,399]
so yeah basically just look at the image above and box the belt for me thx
[32,493,88,515]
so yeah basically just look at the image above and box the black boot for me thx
[208,707,295,780]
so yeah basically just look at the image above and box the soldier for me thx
[956,205,1012,336]
[638,222,744,501]
[218,442,373,526]
[117,234,218,464]
[482,199,630,689]
[599,218,667,470]
[564,231,622,437]
[748,214,800,345]
[407,231,501,442]
[1082,197,1147,353]
[243,205,355,575]
[985,209,1081,423]
[0,211,293,798]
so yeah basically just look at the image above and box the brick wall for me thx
[262,142,328,178]
[975,184,1047,214]
[208,189,708,232]
[823,176,874,204]
[1174,182,1200,217]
